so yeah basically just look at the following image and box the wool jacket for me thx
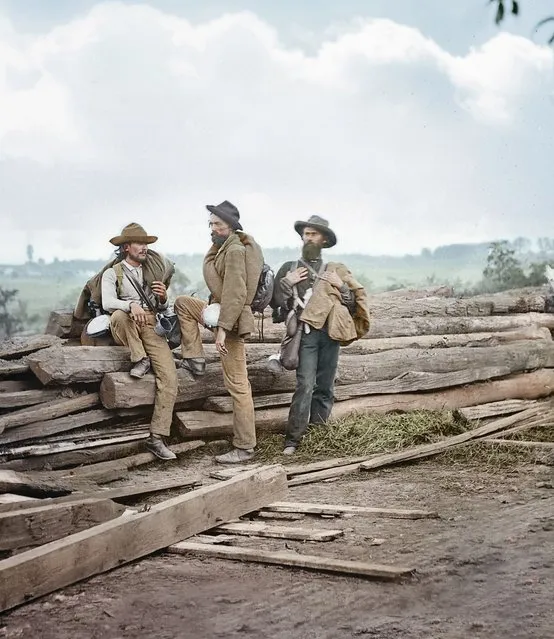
[203,232,264,337]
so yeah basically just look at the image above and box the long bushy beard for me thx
[302,242,322,261]
[211,232,227,247]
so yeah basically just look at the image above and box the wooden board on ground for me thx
[0,498,126,550]
[0,335,63,360]
[214,521,344,542]
[359,405,552,473]
[0,394,99,434]
[0,469,72,498]
[168,542,414,580]
[263,502,439,520]
[0,465,287,613]
[483,439,554,449]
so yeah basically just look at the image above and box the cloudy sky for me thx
[1,0,553,263]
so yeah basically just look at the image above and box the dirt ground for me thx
[1,456,553,639]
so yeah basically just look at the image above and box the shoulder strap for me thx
[122,266,157,313]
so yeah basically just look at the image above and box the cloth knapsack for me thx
[251,262,275,314]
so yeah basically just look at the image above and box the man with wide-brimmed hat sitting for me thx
[174,201,264,464]
[101,223,178,461]
[271,215,370,455]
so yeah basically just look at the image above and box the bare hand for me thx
[284,267,308,286]
[215,327,228,356]
[151,280,167,303]
[320,271,343,289]
[129,302,148,327]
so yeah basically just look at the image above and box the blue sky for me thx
[1,1,553,262]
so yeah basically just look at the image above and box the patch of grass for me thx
[437,441,538,470]
[255,410,468,463]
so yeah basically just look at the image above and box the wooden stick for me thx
[167,542,414,580]
[0,465,288,613]
[214,521,344,542]
[263,502,439,520]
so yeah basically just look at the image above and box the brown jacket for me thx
[300,262,370,346]
[203,232,264,337]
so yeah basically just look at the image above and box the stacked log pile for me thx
[1,286,554,476]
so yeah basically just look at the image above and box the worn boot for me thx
[179,357,206,377]
[130,357,151,378]
[282,446,297,456]
[215,447,255,464]
[145,435,177,460]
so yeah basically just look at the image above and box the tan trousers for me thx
[110,310,177,437]
[174,295,256,450]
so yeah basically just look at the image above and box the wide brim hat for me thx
[294,215,337,248]
[109,222,158,246]
[206,200,243,231]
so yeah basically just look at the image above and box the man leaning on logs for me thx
[271,215,370,456]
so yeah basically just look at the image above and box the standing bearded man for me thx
[271,215,370,456]
[101,223,178,461]
[174,201,264,464]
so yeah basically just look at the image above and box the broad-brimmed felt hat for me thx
[294,215,337,248]
[206,200,243,231]
[109,222,158,246]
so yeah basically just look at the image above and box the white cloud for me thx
[0,2,552,263]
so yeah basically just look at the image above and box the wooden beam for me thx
[0,465,287,613]
[0,409,120,445]
[167,542,414,580]
[0,335,62,360]
[0,470,71,498]
[0,394,100,434]
[263,502,439,520]
[0,359,29,378]
[287,463,366,486]
[458,400,546,421]
[214,521,344,542]
[0,389,62,409]
[58,440,206,483]
[0,476,203,513]
[0,499,126,550]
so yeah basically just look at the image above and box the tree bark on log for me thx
[0,335,63,360]
[100,341,554,409]
[0,359,29,377]
[175,369,554,438]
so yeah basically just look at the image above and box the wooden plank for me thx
[490,415,553,438]
[0,394,100,433]
[168,542,414,580]
[286,457,378,477]
[0,499,126,550]
[287,463,365,486]
[0,389,62,409]
[0,465,288,613]
[482,439,554,449]
[0,335,62,360]
[0,380,36,393]
[0,470,71,498]
[59,440,206,482]
[214,521,344,542]
[359,405,552,473]
[263,502,439,520]
[0,359,29,378]
[2,433,148,459]
[0,409,119,445]
[458,400,545,421]
[0,493,38,507]
[205,392,293,413]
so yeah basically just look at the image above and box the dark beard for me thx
[211,232,226,247]
[302,242,321,261]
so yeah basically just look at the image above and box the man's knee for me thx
[174,295,194,313]
[110,309,128,328]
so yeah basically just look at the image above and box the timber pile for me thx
[1,286,554,477]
